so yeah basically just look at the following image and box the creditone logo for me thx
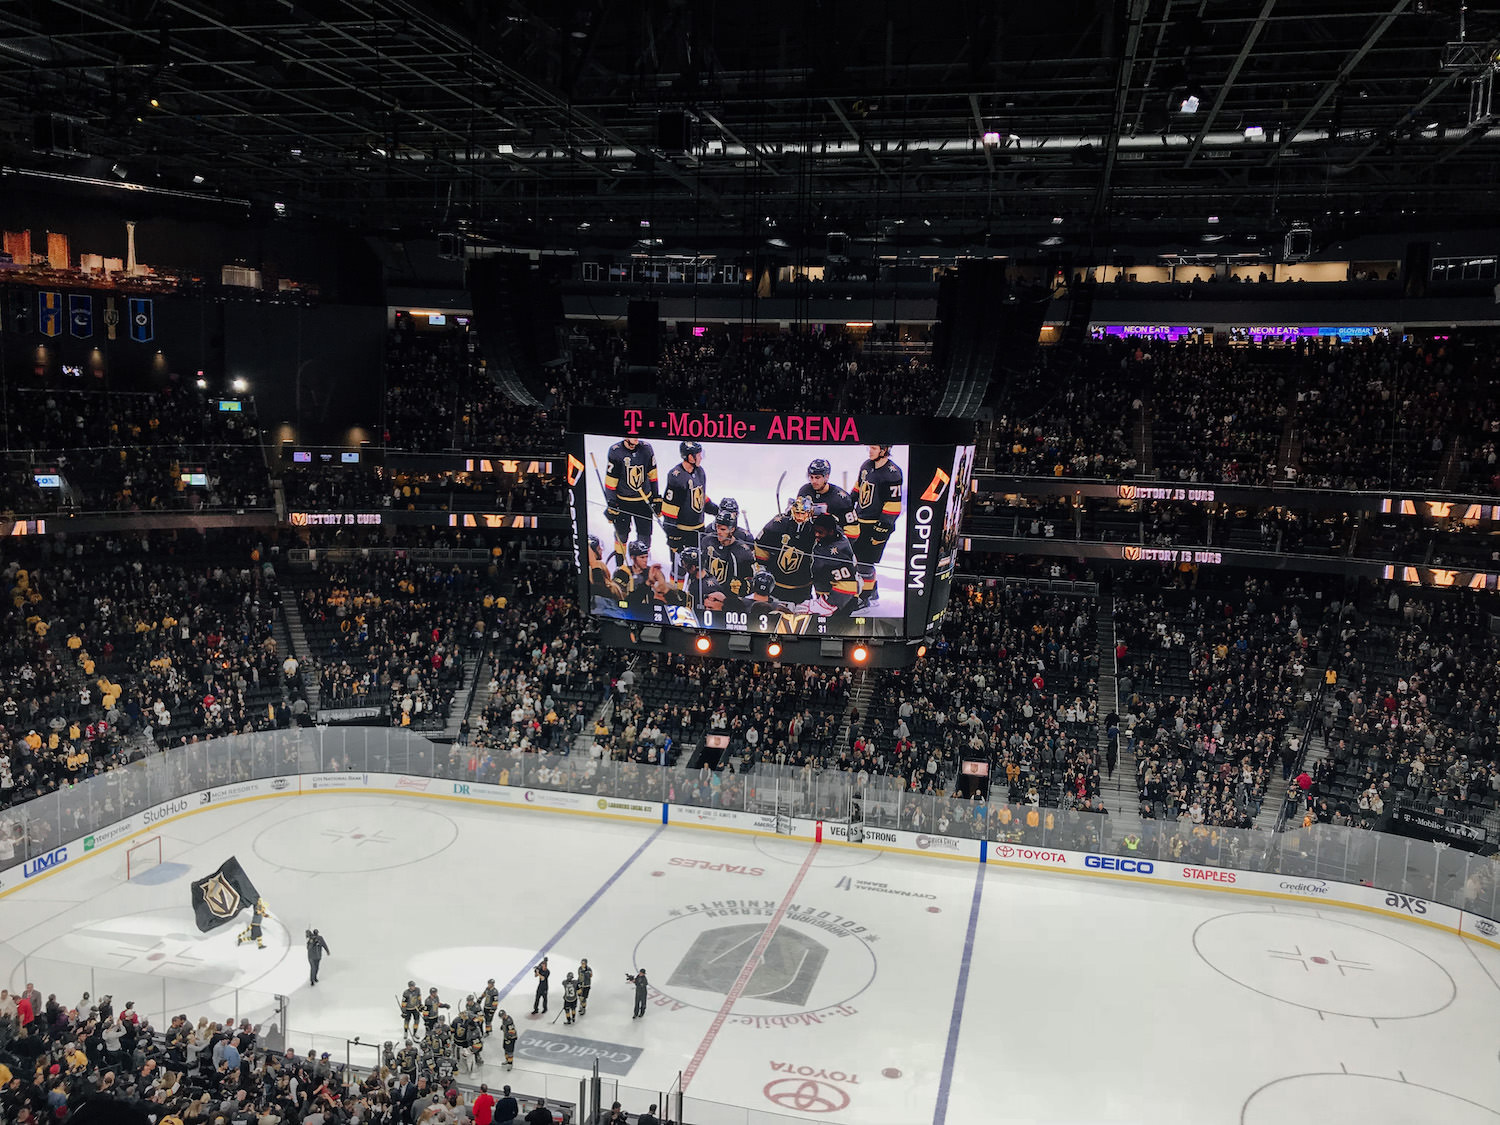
[1085,855,1154,874]
[23,846,68,878]
[1278,879,1330,896]
[991,844,1067,864]
[1384,893,1428,915]
[914,834,961,852]
[1181,866,1236,885]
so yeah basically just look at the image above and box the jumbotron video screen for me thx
[567,408,974,639]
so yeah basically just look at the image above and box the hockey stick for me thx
[774,470,786,515]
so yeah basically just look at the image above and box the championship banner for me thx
[104,297,120,340]
[38,291,62,338]
[128,297,154,343]
[68,294,92,339]
[190,856,259,932]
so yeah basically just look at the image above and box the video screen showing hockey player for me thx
[580,433,909,636]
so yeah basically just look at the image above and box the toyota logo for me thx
[763,1079,850,1113]
[994,844,1014,858]
[1123,545,1142,561]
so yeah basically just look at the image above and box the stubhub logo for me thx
[1085,855,1154,874]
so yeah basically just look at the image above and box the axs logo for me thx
[1384,893,1428,915]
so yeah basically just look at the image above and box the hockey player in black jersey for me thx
[588,535,629,617]
[617,541,662,621]
[849,444,904,606]
[677,548,729,615]
[704,516,758,605]
[798,458,856,529]
[714,497,758,549]
[808,513,861,619]
[754,495,818,605]
[660,441,719,575]
[604,437,661,562]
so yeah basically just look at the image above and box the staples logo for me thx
[623,409,645,434]
[1182,866,1236,884]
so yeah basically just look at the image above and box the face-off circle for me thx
[254,804,458,873]
[1193,911,1456,1019]
[1242,1073,1500,1125]
[763,1078,851,1113]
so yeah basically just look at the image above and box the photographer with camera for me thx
[625,968,648,1019]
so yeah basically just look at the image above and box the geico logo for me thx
[143,799,189,825]
[992,844,1066,864]
[1084,855,1154,874]
[1181,867,1236,884]
[1384,892,1428,915]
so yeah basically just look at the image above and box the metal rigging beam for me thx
[1184,0,1277,167]
[1267,0,1411,164]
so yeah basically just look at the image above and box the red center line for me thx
[680,841,821,1091]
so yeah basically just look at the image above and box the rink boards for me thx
[3,770,1497,950]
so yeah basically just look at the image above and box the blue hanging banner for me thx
[68,294,93,339]
[128,296,154,343]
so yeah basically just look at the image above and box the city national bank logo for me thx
[833,876,936,900]
[23,846,68,878]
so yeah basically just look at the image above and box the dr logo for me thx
[669,925,827,1006]
[763,1078,850,1113]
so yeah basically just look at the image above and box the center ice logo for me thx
[669,925,828,1006]
[634,900,880,1021]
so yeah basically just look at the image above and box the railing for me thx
[1,726,1496,1121]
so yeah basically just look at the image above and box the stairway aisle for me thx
[1095,596,1142,840]
[282,596,320,715]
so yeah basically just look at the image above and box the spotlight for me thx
[231,377,249,392]
[916,643,928,659]
[192,174,205,185]
[195,378,207,389]
[1178,94,1201,114]
[850,645,869,664]
[111,163,128,180]
[980,130,1001,147]
[149,98,160,108]
[766,641,783,659]
[694,635,712,653]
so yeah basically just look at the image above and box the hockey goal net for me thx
[125,836,163,881]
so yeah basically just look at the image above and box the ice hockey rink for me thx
[3,791,1499,1125]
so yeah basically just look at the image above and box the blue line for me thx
[498,825,664,1005]
[932,861,985,1125]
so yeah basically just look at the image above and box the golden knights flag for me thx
[191,857,259,932]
